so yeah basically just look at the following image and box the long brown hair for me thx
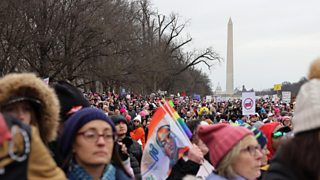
[112,142,132,177]
[279,129,320,179]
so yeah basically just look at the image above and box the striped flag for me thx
[141,102,192,180]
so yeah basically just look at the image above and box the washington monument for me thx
[226,18,234,95]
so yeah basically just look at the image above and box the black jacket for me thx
[166,158,200,180]
[262,150,298,180]
[121,136,142,180]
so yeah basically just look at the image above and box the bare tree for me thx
[0,0,221,95]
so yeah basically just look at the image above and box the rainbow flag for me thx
[141,101,192,180]
[165,101,193,139]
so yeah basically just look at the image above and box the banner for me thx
[282,91,291,103]
[242,92,256,115]
[141,102,192,180]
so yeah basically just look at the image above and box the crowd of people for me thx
[1,58,320,180]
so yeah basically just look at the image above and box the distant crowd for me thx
[1,58,320,180]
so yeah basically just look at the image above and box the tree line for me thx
[256,77,307,98]
[0,0,221,95]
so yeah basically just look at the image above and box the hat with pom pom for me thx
[292,58,320,134]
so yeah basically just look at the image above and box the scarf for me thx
[68,162,116,180]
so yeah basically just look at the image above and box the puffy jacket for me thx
[122,136,142,180]
[130,127,145,149]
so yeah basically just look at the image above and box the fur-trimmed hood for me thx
[0,73,60,143]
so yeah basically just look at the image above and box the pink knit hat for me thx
[139,110,148,117]
[125,114,131,122]
[198,123,253,167]
[120,107,127,113]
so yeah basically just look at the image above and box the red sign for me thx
[244,98,253,110]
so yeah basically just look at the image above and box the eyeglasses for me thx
[272,131,286,139]
[241,145,261,157]
[77,130,114,143]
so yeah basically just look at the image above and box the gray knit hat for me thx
[292,79,320,134]
[292,58,320,134]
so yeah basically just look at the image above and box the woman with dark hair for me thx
[263,58,320,180]
[130,115,145,149]
[58,107,132,179]
[111,115,142,179]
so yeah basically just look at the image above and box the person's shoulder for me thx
[131,138,141,147]
[137,127,145,132]
[263,151,297,180]
[263,162,296,180]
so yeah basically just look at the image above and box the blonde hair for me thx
[216,135,253,179]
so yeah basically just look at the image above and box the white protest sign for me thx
[242,92,256,115]
[272,94,280,103]
[282,91,291,103]
[206,95,212,103]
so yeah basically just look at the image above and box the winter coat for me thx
[130,127,145,149]
[0,114,66,180]
[166,158,200,180]
[0,73,60,144]
[122,136,142,180]
[262,149,298,180]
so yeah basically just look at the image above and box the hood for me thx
[259,122,280,160]
[0,73,60,143]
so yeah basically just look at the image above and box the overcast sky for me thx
[151,0,320,91]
